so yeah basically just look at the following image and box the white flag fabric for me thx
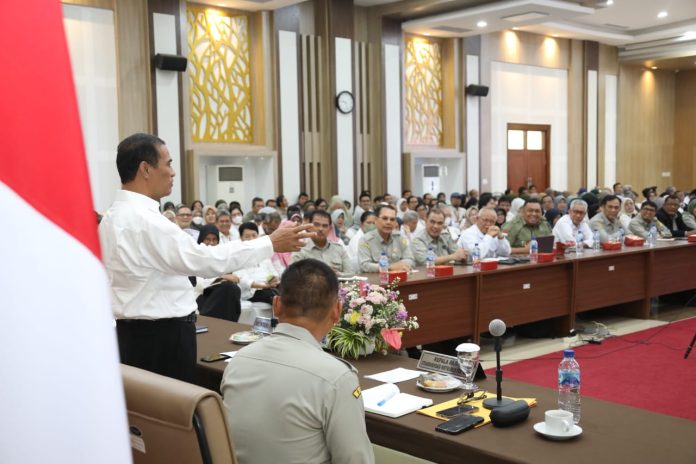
[0,1,131,463]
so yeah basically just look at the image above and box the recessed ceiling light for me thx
[651,66,658,70]
[477,20,487,28]
[657,11,668,19]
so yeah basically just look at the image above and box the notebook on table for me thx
[362,383,433,418]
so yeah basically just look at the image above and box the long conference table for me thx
[195,317,696,464]
[361,239,696,346]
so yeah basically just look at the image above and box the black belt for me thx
[117,312,197,324]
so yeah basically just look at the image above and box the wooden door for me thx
[506,124,550,192]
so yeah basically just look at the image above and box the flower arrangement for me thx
[327,280,419,360]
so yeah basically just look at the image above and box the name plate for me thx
[252,316,277,335]
[417,350,487,380]
[417,350,464,379]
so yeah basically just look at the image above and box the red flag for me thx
[0,1,131,462]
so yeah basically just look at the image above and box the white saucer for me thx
[533,422,583,440]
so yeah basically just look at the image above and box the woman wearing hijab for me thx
[191,224,242,322]
[507,197,525,222]
[554,195,568,214]
[545,208,562,226]
[202,205,218,225]
[331,209,350,245]
[396,197,408,219]
[619,197,638,230]
[329,195,352,226]
[682,199,696,230]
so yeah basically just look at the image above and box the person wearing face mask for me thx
[217,210,240,243]
[230,205,244,227]
[291,210,353,276]
[412,208,468,265]
[347,211,376,271]
[191,210,204,229]
[191,224,243,322]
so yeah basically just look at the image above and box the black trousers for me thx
[197,281,242,322]
[116,316,196,383]
[249,288,279,305]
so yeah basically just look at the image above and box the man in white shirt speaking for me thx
[457,207,511,258]
[552,199,594,249]
[99,133,310,382]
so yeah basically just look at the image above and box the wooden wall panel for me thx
[674,70,696,190]
[597,44,619,187]
[617,67,675,191]
[567,39,584,191]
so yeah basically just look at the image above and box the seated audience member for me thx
[588,194,624,242]
[359,204,414,272]
[640,186,657,208]
[406,195,419,211]
[297,192,309,206]
[478,192,496,210]
[400,210,422,243]
[507,197,525,221]
[191,225,242,322]
[276,195,289,217]
[163,210,176,223]
[438,204,461,240]
[540,195,554,214]
[545,208,562,226]
[215,199,228,210]
[656,194,696,237]
[221,259,374,464]
[683,199,696,230]
[415,202,428,223]
[502,198,552,253]
[383,192,395,205]
[352,192,372,228]
[628,201,672,239]
[315,197,328,210]
[619,197,638,230]
[202,205,217,226]
[460,206,478,230]
[554,195,568,213]
[191,209,204,228]
[162,201,176,212]
[458,207,511,258]
[450,192,467,225]
[175,204,199,240]
[217,210,240,243]
[412,208,468,265]
[270,219,300,270]
[191,200,204,214]
[396,197,408,219]
[259,211,282,237]
[292,210,353,276]
[348,211,376,270]
[265,198,277,209]
[495,208,507,227]
[552,199,594,248]
[331,209,350,245]
[233,223,284,305]
[243,197,264,222]
[613,182,624,197]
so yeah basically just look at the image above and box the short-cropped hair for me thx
[238,222,258,236]
[116,133,165,184]
[641,200,657,210]
[600,194,621,206]
[279,259,338,320]
[308,209,331,224]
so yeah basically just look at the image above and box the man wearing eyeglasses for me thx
[458,207,511,258]
[175,204,199,240]
[589,194,624,243]
[291,210,353,276]
[552,199,594,248]
[628,200,672,239]
[358,204,414,272]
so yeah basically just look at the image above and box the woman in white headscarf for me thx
[619,197,638,230]
[507,197,525,222]
[396,197,408,219]
[331,209,350,245]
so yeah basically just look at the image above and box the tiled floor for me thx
[478,299,696,370]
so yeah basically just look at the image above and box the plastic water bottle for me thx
[618,228,625,248]
[558,349,581,424]
[472,243,481,271]
[426,246,436,277]
[378,251,389,285]
[529,236,538,264]
[592,229,601,251]
[575,230,583,256]
[648,224,657,247]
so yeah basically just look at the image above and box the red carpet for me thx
[491,317,696,420]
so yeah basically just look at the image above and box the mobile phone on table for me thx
[200,353,230,363]
[437,404,479,418]
[435,414,484,435]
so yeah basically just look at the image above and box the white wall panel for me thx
[62,4,119,212]
[586,70,598,189]
[335,37,354,202]
[278,30,301,201]
[153,13,181,206]
[490,61,568,192]
[384,44,401,197]
[466,55,480,191]
[604,74,617,187]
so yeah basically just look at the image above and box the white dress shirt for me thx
[347,228,365,272]
[99,190,273,320]
[552,214,594,248]
[457,224,511,258]
[219,227,240,243]
[234,258,284,301]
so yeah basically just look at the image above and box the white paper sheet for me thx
[364,367,425,383]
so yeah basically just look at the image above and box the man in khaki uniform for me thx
[358,204,414,272]
[221,259,374,464]
[291,210,354,276]
[502,198,552,253]
[628,200,672,239]
[589,194,624,243]
[412,208,468,265]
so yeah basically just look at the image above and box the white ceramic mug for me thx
[544,409,573,435]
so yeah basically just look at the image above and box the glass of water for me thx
[456,343,480,393]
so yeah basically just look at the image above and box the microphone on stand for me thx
[483,319,515,410]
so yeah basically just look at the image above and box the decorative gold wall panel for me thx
[404,37,442,146]
[187,5,252,143]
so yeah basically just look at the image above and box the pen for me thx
[377,391,397,407]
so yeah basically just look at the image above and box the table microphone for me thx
[483,319,515,410]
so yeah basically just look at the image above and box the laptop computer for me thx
[536,235,555,253]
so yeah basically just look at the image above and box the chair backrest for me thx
[121,364,237,464]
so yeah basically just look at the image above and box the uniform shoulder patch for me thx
[352,386,362,399]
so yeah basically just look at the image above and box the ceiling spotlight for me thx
[477,20,488,28]
[657,11,668,19]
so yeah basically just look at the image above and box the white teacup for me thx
[544,409,573,435]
